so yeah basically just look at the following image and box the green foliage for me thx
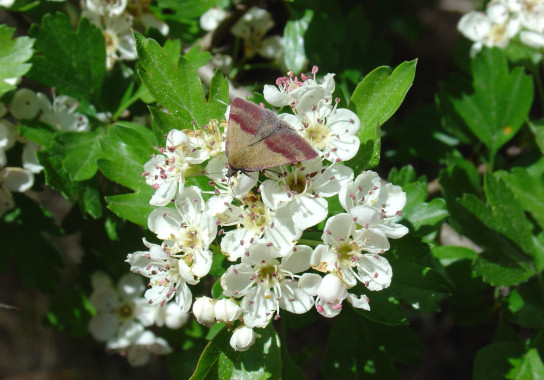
[440,47,534,164]
[28,13,105,106]
[348,59,417,170]
[0,25,34,97]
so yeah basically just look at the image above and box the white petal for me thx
[279,285,314,314]
[22,142,43,174]
[230,325,256,352]
[346,293,370,311]
[317,274,347,303]
[458,12,491,41]
[260,179,291,210]
[354,228,390,253]
[1,167,34,192]
[310,244,335,268]
[88,314,119,341]
[356,254,393,291]
[221,228,257,261]
[327,108,360,135]
[312,164,354,197]
[280,245,312,274]
[326,134,360,162]
[288,195,328,230]
[9,88,39,119]
[263,84,290,107]
[118,273,145,299]
[298,273,322,296]
[350,205,382,226]
[221,263,254,297]
[321,214,355,245]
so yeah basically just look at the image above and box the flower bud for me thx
[10,88,39,120]
[230,325,256,352]
[192,296,216,326]
[214,298,242,323]
[162,303,190,329]
[317,274,347,303]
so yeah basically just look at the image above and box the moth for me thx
[225,98,318,177]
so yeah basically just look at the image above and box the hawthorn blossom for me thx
[83,10,136,70]
[192,296,216,326]
[147,186,217,277]
[106,324,172,366]
[200,7,228,31]
[263,67,335,108]
[36,93,90,132]
[231,7,284,60]
[339,171,409,239]
[0,119,17,167]
[126,0,169,35]
[259,158,354,230]
[154,302,190,329]
[0,166,34,215]
[144,129,207,206]
[305,274,371,318]
[221,241,315,328]
[126,238,197,309]
[85,0,127,17]
[311,213,393,289]
[218,192,302,261]
[280,100,361,163]
[457,1,521,55]
[230,325,257,351]
[88,272,157,342]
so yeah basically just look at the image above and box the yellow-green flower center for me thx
[304,122,329,150]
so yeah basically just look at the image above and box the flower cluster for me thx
[458,0,544,56]
[200,6,285,73]
[88,272,189,366]
[0,86,88,215]
[82,0,168,70]
[128,68,408,351]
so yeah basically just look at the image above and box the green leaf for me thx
[135,32,210,127]
[322,307,421,379]
[447,47,533,157]
[432,245,477,267]
[348,59,417,170]
[157,0,214,19]
[0,25,34,97]
[497,159,544,230]
[361,288,407,326]
[529,119,544,155]
[506,348,544,380]
[208,69,229,120]
[98,124,157,225]
[28,13,105,105]
[18,119,57,147]
[504,278,544,328]
[474,342,526,380]
[190,325,282,380]
[283,9,313,74]
[402,181,449,231]
[55,132,101,181]
[184,45,212,69]
[389,263,450,312]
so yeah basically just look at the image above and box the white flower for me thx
[206,153,258,198]
[0,119,17,167]
[125,0,169,35]
[311,213,393,290]
[147,186,217,277]
[88,273,157,342]
[0,0,15,8]
[303,274,371,318]
[0,166,34,215]
[339,171,409,239]
[126,238,197,310]
[193,296,216,326]
[83,10,136,70]
[107,324,172,366]
[214,298,242,324]
[282,99,361,163]
[85,0,127,17]
[221,241,315,328]
[231,7,282,59]
[458,2,521,56]
[9,88,39,120]
[230,325,257,352]
[218,193,302,261]
[259,158,354,230]
[144,129,206,206]
[37,93,90,132]
[155,302,190,329]
[200,7,228,31]
[263,68,335,108]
